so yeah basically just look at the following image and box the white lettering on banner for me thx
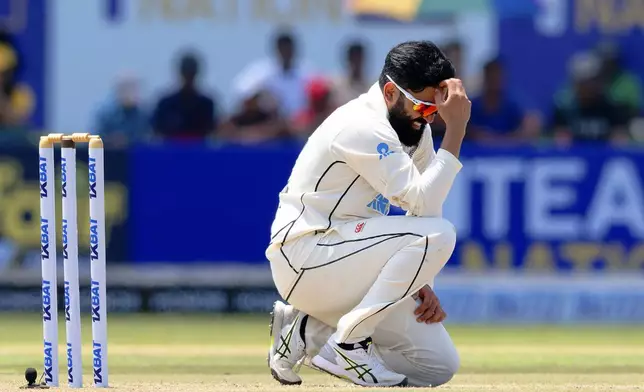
[586,159,644,239]
[534,0,568,37]
[575,0,644,34]
[470,158,525,239]
[457,157,644,242]
[525,159,585,239]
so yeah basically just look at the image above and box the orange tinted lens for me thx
[414,104,437,117]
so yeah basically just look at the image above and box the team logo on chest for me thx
[366,194,390,215]
[377,143,394,160]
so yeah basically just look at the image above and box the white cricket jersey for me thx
[267,83,462,268]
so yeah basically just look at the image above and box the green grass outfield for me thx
[1,314,643,391]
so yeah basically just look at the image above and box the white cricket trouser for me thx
[266,215,459,387]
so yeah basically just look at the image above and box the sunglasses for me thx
[386,75,438,117]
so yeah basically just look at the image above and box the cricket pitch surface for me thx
[1,314,643,391]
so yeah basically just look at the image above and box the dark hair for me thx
[483,57,503,75]
[346,41,364,60]
[275,31,294,49]
[179,52,200,77]
[379,41,454,92]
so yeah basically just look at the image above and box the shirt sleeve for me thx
[331,120,463,217]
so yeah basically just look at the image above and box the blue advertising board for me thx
[2,142,642,271]
[127,142,302,263]
[0,142,130,266]
[126,143,644,272]
[0,0,47,128]
[442,145,644,272]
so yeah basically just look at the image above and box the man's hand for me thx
[435,79,470,159]
[413,285,446,324]
[435,79,471,133]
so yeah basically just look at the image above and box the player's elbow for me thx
[408,197,443,217]
[407,158,461,217]
[424,218,457,266]
[403,186,448,218]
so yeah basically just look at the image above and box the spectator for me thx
[330,41,370,106]
[234,30,312,117]
[468,58,540,143]
[218,77,287,144]
[0,29,34,128]
[94,73,148,148]
[292,77,336,137]
[596,42,642,117]
[443,41,463,77]
[442,40,481,95]
[552,52,630,145]
[151,52,217,141]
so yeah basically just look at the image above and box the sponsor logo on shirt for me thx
[377,143,394,160]
[367,194,390,215]
[355,222,366,233]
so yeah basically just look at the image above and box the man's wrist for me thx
[440,127,465,159]
[445,123,467,135]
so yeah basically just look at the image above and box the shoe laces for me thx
[352,340,390,375]
[279,319,306,367]
[367,345,391,375]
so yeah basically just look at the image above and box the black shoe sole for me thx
[270,369,303,386]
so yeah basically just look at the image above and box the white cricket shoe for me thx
[268,301,306,385]
[311,337,408,387]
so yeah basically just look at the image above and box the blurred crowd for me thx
[0,29,34,132]
[1,28,643,147]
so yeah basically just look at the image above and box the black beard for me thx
[387,97,426,147]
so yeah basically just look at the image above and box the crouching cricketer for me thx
[265,40,471,387]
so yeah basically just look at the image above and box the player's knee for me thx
[411,346,460,387]
[422,218,457,264]
[434,348,460,386]
[431,218,457,244]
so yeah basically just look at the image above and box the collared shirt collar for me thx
[361,82,389,120]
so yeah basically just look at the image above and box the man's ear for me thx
[383,82,397,104]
